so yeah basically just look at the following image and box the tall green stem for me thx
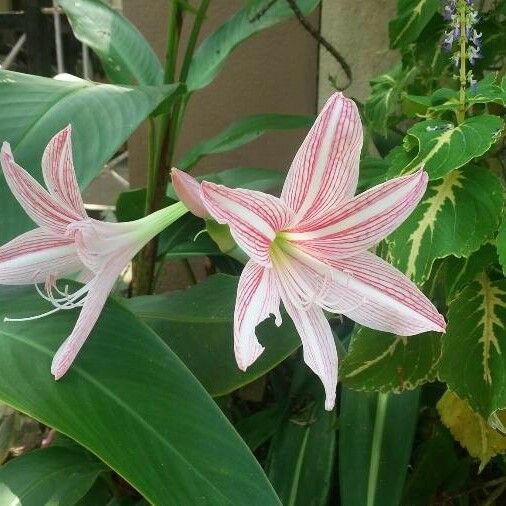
[136,2,183,295]
[135,0,211,295]
[457,0,467,124]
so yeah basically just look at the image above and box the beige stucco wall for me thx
[124,1,319,188]
[318,0,398,106]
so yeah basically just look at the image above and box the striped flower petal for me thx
[51,254,128,380]
[327,251,446,335]
[281,92,362,222]
[201,181,292,266]
[284,170,428,260]
[171,168,208,219]
[0,228,81,285]
[0,143,82,235]
[42,125,87,218]
[234,260,281,371]
[280,294,338,411]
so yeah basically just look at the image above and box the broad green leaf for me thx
[177,114,313,170]
[339,388,420,506]
[365,64,415,136]
[389,0,440,49]
[387,115,504,179]
[127,274,300,396]
[341,327,441,393]
[167,167,285,199]
[0,447,106,506]
[0,285,280,505]
[439,275,506,426]
[437,391,506,471]
[387,166,503,284]
[186,0,320,91]
[0,70,180,244]
[58,0,163,85]
[266,378,336,506]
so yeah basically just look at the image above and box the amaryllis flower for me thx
[172,92,446,410]
[0,126,187,379]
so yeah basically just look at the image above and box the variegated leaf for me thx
[387,115,504,180]
[437,391,506,471]
[439,275,506,423]
[387,166,503,284]
[341,327,441,393]
[365,64,415,136]
[389,0,440,49]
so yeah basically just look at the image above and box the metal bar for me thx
[1,33,26,69]
[52,0,64,73]
[82,42,91,79]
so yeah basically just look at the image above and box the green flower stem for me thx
[457,0,467,124]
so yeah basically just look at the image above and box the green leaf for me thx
[236,406,286,452]
[443,243,499,299]
[386,165,503,284]
[341,327,441,393]
[402,426,470,506]
[439,274,506,425]
[389,0,440,49]
[158,214,222,259]
[496,218,506,277]
[0,447,106,506]
[0,285,280,505]
[58,0,163,85]
[186,0,320,91]
[0,70,180,244]
[339,388,420,506]
[387,115,504,180]
[365,64,414,136]
[177,114,313,170]
[437,390,506,471]
[167,167,285,199]
[127,274,300,396]
[266,379,336,506]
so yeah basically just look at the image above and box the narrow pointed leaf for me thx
[178,114,314,170]
[0,285,280,505]
[439,275,506,425]
[186,0,320,91]
[339,388,420,506]
[58,0,163,85]
[387,165,503,284]
[387,116,504,180]
[0,70,180,243]
[0,447,106,506]
[266,380,336,506]
[389,0,440,49]
[341,327,441,393]
[127,274,300,396]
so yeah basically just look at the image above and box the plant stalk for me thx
[457,0,467,124]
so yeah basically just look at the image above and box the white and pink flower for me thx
[172,92,446,410]
[0,126,187,379]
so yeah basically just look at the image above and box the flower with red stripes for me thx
[172,92,446,410]
[0,126,187,379]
